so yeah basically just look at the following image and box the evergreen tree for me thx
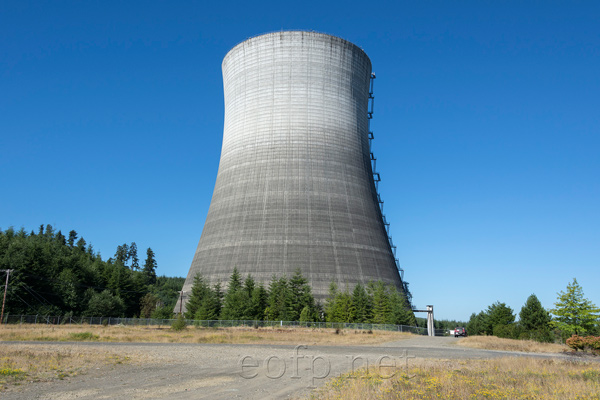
[76,237,86,251]
[212,282,224,317]
[184,273,210,319]
[68,230,78,247]
[288,269,316,321]
[129,242,139,271]
[55,230,66,246]
[370,281,392,324]
[466,311,488,336]
[330,290,353,323]
[551,278,600,336]
[485,302,515,333]
[351,283,371,323]
[266,276,292,321]
[249,283,268,320]
[115,243,130,266]
[143,247,157,285]
[389,287,416,326]
[519,294,552,341]
[324,281,339,322]
[196,289,221,320]
[220,268,250,319]
[84,289,125,317]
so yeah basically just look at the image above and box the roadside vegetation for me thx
[466,279,599,347]
[0,324,412,345]
[313,357,600,400]
[0,344,131,391]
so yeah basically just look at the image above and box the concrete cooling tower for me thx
[177,31,409,311]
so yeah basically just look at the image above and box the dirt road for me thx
[1,336,575,399]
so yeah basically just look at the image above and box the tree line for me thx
[184,268,416,325]
[466,279,600,342]
[0,225,182,319]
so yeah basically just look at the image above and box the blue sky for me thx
[1,1,598,321]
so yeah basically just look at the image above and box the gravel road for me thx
[1,336,578,399]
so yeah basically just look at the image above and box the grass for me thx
[312,357,600,400]
[0,324,412,345]
[0,344,131,391]
[457,335,569,353]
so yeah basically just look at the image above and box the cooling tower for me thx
[178,31,406,311]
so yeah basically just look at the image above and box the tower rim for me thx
[222,30,371,68]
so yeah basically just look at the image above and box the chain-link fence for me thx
[1,314,432,335]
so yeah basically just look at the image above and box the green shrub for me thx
[171,315,187,331]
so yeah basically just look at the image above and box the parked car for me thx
[454,327,467,337]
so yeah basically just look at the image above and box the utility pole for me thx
[179,290,185,315]
[0,270,12,326]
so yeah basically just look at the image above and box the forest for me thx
[0,225,182,318]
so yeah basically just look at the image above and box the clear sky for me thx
[1,1,598,321]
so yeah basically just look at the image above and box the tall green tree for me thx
[115,243,130,266]
[67,230,78,247]
[485,302,515,333]
[249,283,268,320]
[288,269,316,321]
[220,268,250,319]
[551,278,600,336]
[266,276,292,321]
[370,281,392,324]
[129,242,139,271]
[518,294,552,341]
[351,283,371,323]
[143,247,157,285]
[184,273,210,318]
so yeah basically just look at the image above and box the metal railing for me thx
[1,314,430,335]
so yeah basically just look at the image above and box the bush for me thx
[171,315,187,331]
[566,335,600,353]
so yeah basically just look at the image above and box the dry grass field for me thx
[313,357,600,400]
[0,323,412,345]
[457,335,569,353]
[0,344,132,391]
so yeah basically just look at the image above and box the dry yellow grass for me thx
[0,324,412,345]
[313,357,600,400]
[0,344,131,391]
[457,335,568,353]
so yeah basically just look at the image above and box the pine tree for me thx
[288,269,316,321]
[249,283,268,320]
[551,278,600,336]
[68,230,77,247]
[389,287,416,326]
[485,302,515,334]
[266,276,292,321]
[142,247,157,285]
[76,237,87,251]
[325,281,339,322]
[371,281,392,324]
[519,294,551,331]
[221,268,250,320]
[129,242,139,271]
[331,290,353,323]
[185,273,210,319]
[351,283,371,323]
[115,243,130,266]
